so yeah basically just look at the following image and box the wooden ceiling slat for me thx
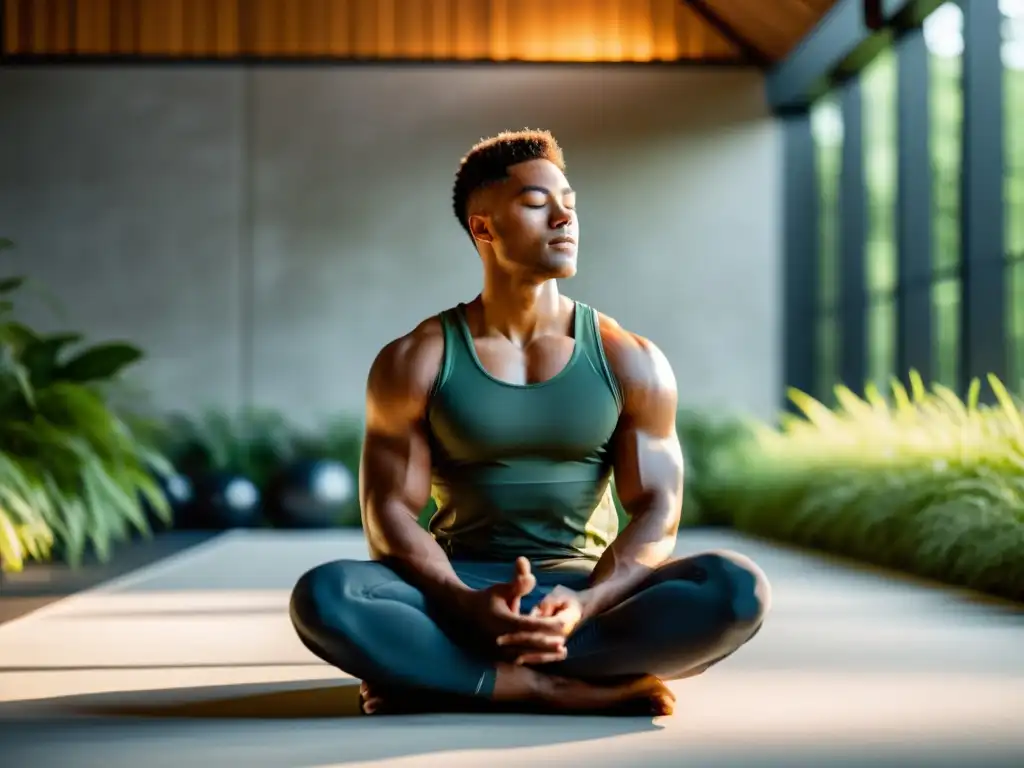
[3,0,18,54]
[651,0,681,61]
[698,0,840,61]
[31,0,50,53]
[322,0,350,57]
[676,0,740,60]
[212,0,240,56]
[74,0,110,54]
[450,0,489,60]
[0,0,837,63]
[110,0,137,55]
[622,0,654,62]
[393,0,430,61]
[683,0,770,66]
[49,0,72,53]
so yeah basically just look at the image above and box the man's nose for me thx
[550,206,572,229]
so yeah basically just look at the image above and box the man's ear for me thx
[468,214,493,244]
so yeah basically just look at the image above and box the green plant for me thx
[0,238,172,571]
[292,414,364,476]
[159,406,302,490]
[675,408,759,526]
[697,372,1024,602]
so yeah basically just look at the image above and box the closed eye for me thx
[518,185,575,210]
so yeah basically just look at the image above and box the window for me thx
[795,0,1024,406]
[863,47,899,297]
[811,93,844,402]
[862,46,899,389]
[926,1,965,389]
[932,277,962,388]
[1003,0,1024,392]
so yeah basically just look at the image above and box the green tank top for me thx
[425,300,623,565]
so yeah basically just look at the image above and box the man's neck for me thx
[477,277,567,344]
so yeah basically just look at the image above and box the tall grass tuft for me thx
[698,372,1024,602]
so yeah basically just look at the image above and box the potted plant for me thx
[0,237,174,571]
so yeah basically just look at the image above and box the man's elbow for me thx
[361,496,418,560]
[360,497,391,560]
[623,488,682,534]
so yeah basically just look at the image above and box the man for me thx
[290,129,770,716]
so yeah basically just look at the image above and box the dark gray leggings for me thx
[289,550,770,699]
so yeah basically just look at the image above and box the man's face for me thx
[471,158,579,280]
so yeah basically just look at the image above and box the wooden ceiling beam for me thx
[679,0,772,67]
[767,0,945,112]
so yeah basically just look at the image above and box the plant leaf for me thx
[0,508,27,572]
[0,321,39,352]
[21,333,84,388]
[0,276,25,294]
[58,342,143,383]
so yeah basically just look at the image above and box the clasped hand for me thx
[460,557,585,666]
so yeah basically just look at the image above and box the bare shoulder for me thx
[366,315,445,426]
[595,311,677,398]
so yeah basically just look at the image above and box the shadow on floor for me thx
[1,679,663,765]
[11,676,667,723]
[0,532,219,625]
[61,679,368,719]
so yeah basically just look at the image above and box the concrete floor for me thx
[1,529,1022,767]
[0,531,216,624]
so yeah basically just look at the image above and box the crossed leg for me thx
[289,550,770,714]
[549,551,770,683]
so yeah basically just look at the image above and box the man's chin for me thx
[541,254,578,279]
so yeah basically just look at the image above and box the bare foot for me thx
[493,663,676,716]
[540,674,675,716]
[361,667,675,716]
[359,681,485,715]
[361,666,550,715]
[360,681,382,714]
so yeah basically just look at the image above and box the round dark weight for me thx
[142,471,195,530]
[267,459,358,529]
[190,471,263,530]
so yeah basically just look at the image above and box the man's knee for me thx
[668,550,770,678]
[289,559,359,642]
[709,549,771,629]
[675,549,771,635]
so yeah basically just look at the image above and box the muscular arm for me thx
[578,317,684,620]
[359,322,473,612]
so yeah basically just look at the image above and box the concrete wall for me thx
[0,64,782,428]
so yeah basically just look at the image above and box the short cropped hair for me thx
[452,128,565,238]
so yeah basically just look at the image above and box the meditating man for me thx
[290,129,771,716]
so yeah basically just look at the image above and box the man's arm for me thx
[577,316,684,620]
[359,321,474,612]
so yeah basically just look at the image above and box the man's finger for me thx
[514,561,535,592]
[529,593,564,617]
[515,648,568,665]
[503,613,566,635]
[497,631,565,649]
[505,557,535,601]
[515,572,536,595]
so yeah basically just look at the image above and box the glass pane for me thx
[868,297,896,390]
[926,2,964,276]
[1009,259,1024,394]
[863,47,898,294]
[1004,0,1024,261]
[812,93,843,311]
[932,277,961,390]
[816,312,839,404]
